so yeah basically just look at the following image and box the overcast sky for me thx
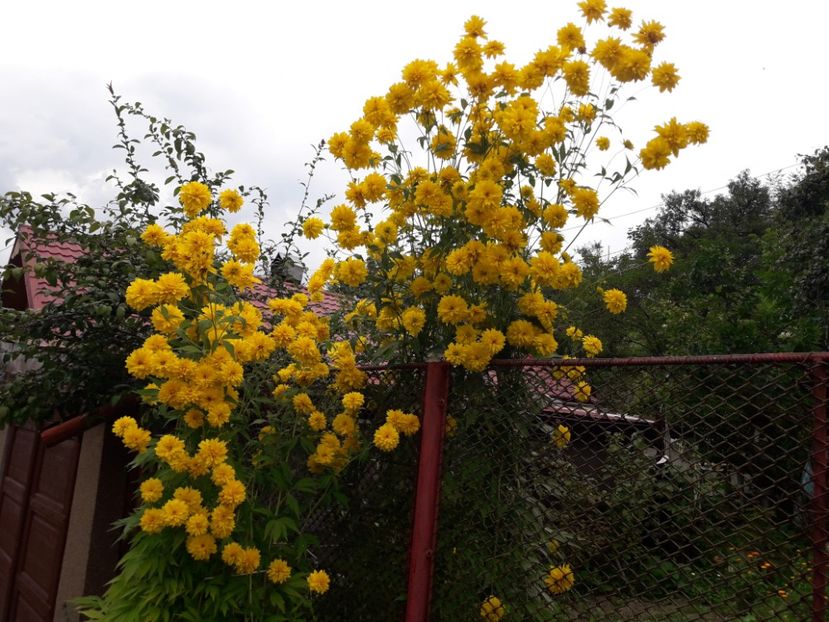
[1,0,827,271]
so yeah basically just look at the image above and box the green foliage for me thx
[0,86,273,427]
[560,148,829,356]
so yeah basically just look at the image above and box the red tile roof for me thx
[3,226,344,315]
[7,225,84,310]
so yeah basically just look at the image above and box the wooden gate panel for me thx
[0,426,39,621]
[6,435,80,622]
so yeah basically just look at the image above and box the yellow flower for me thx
[651,62,680,93]
[571,187,600,220]
[464,15,487,38]
[155,272,190,305]
[603,288,627,314]
[112,416,138,437]
[161,498,190,527]
[156,434,186,460]
[151,304,185,334]
[139,508,166,534]
[308,411,328,431]
[267,559,292,584]
[608,7,632,29]
[210,505,236,539]
[186,534,217,561]
[437,295,469,325]
[639,137,672,170]
[577,103,596,123]
[235,547,261,574]
[596,136,610,151]
[218,480,247,507]
[578,0,606,23]
[529,252,560,287]
[582,334,603,357]
[563,60,590,96]
[634,20,666,48]
[332,413,357,438]
[121,427,152,453]
[329,204,357,231]
[535,153,557,177]
[335,258,368,287]
[139,478,164,503]
[211,463,236,486]
[552,424,571,449]
[386,410,421,436]
[545,564,575,594]
[218,188,243,213]
[302,217,325,239]
[342,392,364,413]
[685,121,709,144]
[307,569,331,595]
[506,320,537,348]
[186,512,210,536]
[480,595,506,621]
[655,117,688,156]
[221,260,260,290]
[141,223,169,247]
[557,23,585,52]
[197,438,228,467]
[125,278,159,311]
[534,333,558,357]
[480,329,506,356]
[373,423,400,452]
[402,307,426,336]
[178,181,213,218]
[293,393,315,414]
[221,542,244,567]
[574,381,592,402]
[647,245,674,272]
[430,129,456,160]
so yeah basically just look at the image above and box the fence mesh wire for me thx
[312,365,426,621]
[431,358,825,622]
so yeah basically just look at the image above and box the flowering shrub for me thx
[78,2,702,620]
[298,2,699,616]
[299,2,699,384]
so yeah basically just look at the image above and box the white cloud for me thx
[1,0,827,267]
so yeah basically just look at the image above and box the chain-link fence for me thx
[311,354,828,621]
[432,354,828,622]
[311,364,427,621]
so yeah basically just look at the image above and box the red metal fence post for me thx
[811,360,829,622]
[405,361,451,622]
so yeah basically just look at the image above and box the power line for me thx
[562,161,801,233]
[573,161,803,260]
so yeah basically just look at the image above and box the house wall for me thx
[51,423,132,622]
[52,425,104,622]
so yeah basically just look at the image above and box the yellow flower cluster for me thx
[112,416,151,453]
[372,409,421,452]
[310,4,700,380]
[640,118,708,170]
[119,180,349,604]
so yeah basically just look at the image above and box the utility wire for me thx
[571,161,803,259]
[563,161,801,234]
